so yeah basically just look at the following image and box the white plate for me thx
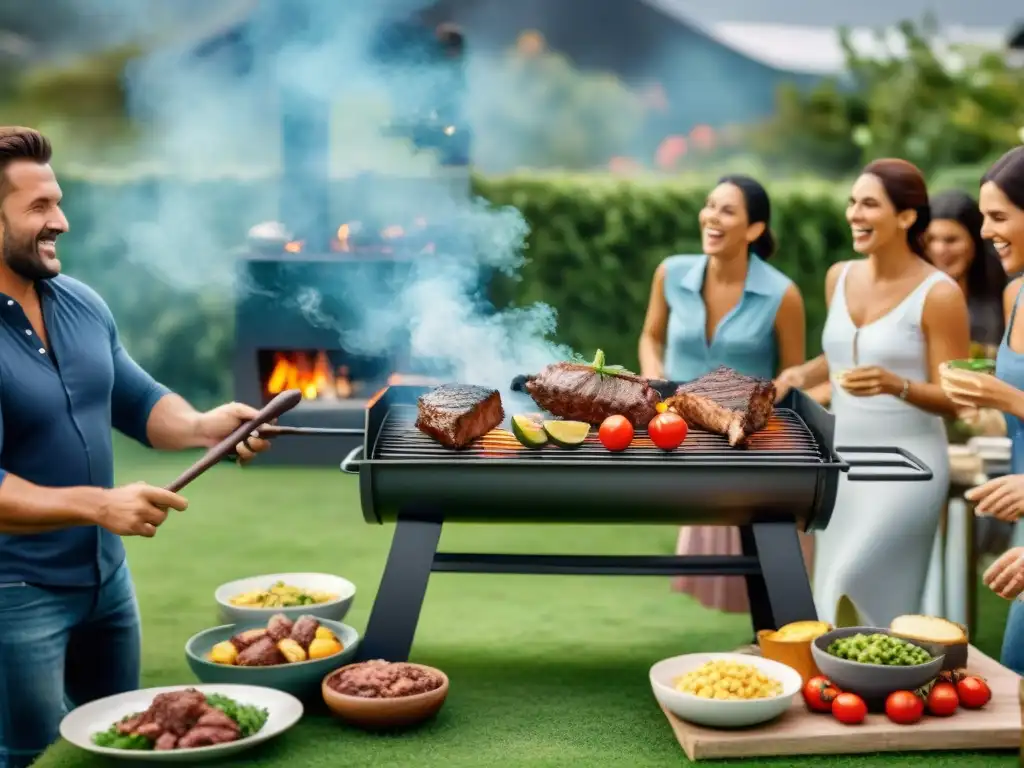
[649,652,802,728]
[60,684,303,762]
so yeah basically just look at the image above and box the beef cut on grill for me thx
[524,360,661,428]
[664,366,775,446]
[415,384,504,449]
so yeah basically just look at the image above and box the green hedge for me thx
[57,173,862,406]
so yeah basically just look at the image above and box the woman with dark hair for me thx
[776,158,970,626]
[937,146,1024,674]
[927,190,1006,348]
[639,174,807,615]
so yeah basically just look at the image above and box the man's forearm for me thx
[145,393,206,450]
[0,474,103,535]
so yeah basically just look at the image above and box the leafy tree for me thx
[750,18,1024,176]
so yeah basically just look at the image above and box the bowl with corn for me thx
[649,652,802,728]
[185,617,360,700]
[214,572,356,624]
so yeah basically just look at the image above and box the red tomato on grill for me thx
[648,412,688,451]
[599,415,634,451]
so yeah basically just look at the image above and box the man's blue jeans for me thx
[1001,598,1024,675]
[0,561,141,768]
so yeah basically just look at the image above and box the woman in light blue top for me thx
[638,175,807,614]
[939,146,1024,673]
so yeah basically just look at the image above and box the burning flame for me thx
[266,351,355,400]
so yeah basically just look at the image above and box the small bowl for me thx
[185,618,360,700]
[215,572,356,624]
[757,629,824,684]
[321,663,449,729]
[649,652,802,729]
[811,627,944,702]
[945,358,997,375]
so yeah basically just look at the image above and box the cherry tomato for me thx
[956,676,992,709]
[831,692,867,725]
[599,415,634,451]
[648,412,688,451]
[885,690,924,724]
[926,682,959,716]
[802,675,840,713]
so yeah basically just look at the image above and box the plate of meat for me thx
[59,684,302,761]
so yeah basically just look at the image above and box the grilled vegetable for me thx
[209,641,239,665]
[648,412,688,451]
[542,420,590,448]
[276,637,307,663]
[511,414,547,448]
[308,636,344,660]
[598,415,633,451]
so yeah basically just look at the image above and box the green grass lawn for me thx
[35,435,1019,768]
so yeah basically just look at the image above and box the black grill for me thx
[340,384,933,663]
[373,404,825,463]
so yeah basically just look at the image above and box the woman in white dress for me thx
[776,159,971,627]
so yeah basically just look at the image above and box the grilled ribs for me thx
[415,384,504,449]
[664,366,775,446]
[524,362,661,428]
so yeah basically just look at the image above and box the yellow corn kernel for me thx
[277,638,307,663]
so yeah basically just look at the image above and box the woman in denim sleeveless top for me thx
[638,175,808,615]
[938,146,1024,674]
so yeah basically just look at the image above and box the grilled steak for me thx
[524,363,661,427]
[415,384,504,449]
[664,366,775,446]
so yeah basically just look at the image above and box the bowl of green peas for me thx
[811,627,945,701]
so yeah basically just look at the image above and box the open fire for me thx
[261,350,439,403]
[281,218,437,255]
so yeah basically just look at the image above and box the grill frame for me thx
[345,385,928,530]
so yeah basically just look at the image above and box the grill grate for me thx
[371,405,828,464]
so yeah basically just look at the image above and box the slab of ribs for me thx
[664,366,776,446]
[415,384,505,448]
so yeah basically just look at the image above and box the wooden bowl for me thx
[321,663,449,729]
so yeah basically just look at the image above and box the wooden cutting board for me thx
[658,646,1020,760]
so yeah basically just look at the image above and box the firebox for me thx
[258,349,391,405]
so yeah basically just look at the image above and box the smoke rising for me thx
[67,0,573,392]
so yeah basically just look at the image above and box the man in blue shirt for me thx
[0,128,271,767]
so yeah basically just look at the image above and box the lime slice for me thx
[543,420,590,448]
[511,414,547,448]
[948,358,996,374]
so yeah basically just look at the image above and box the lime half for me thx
[511,414,547,448]
[543,420,590,448]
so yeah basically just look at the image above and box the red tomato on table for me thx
[831,692,867,725]
[648,412,688,450]
[599,415,634,451]
[956,676,991,709]
[885,690,924,724]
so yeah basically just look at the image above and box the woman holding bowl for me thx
[638,174,808,615]
[938,146,1024,674]
[776,158,970,627]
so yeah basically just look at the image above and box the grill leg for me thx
[356,516,442,663]
[742,522,818,638]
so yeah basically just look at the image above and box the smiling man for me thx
[0,127,271,768]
